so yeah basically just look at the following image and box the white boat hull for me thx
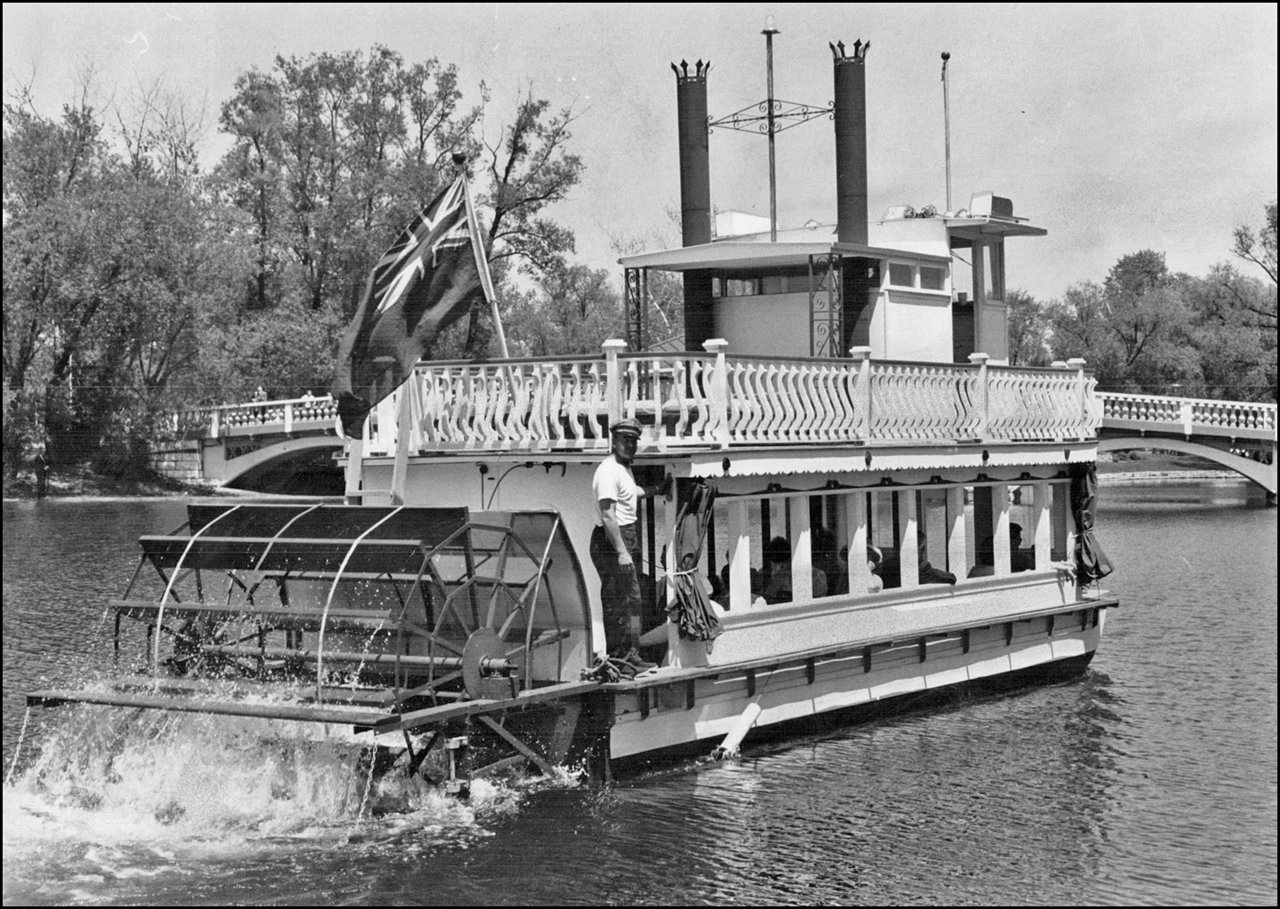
[608,606,1106,763]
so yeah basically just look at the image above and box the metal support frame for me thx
[625,267,647,351]
[808,253,843,357]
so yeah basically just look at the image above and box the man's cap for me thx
[610,418,642,438]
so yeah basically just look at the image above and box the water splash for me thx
[3,696,593,903]
[4,708,31,786]
[1,703,574,903]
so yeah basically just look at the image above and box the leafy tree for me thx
[1045,282,1123,385]
[1005,289,1051,367]
[1233,201,1277,287]
[216,46,481,316]
[1182,264,1276,402]
[3,77,244,473]
[1045,251,1199,392]
[503,263,623,357]
[464,90,584,356]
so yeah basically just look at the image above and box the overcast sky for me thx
[4,3,1277,300]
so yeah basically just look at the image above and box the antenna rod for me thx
[764,18,780,241]
[941,51,952,212]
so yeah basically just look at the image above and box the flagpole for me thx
[459,166,510,359]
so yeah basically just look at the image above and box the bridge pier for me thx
[148,439,218,488]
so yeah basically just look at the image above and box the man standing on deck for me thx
[591,418,669,669]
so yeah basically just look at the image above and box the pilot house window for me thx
[919,265,946,291]
[888,263,914,287]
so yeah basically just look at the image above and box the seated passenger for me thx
[717,562,767,608]
[1009,523,1035,572]
[866,545,885,593]
[916,533,957,585]
[969,526,1034,577]
[813,527,847,595]
[762,536,827,603]
[874,546,901,589]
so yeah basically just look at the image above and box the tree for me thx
[1233,201,1277,286]
[216,46,480,315]
[1045,282,1123,385]
[3,74,247,474]
[1005,289,1051,367]
[1182,265,1276,402]
[503,263,623,357]
[1099,252,1199,390]
[465,90,584,356]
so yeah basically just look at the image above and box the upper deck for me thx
[360,341,1100,462]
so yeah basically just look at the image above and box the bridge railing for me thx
[364,341,1101,455]
[169,396,338,440]
[1098,391,1277,441]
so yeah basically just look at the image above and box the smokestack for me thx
[673,59,712,245]
[673,59,715,350]
[831,39,870,245]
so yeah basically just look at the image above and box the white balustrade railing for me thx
[171,396,338,440]
[1098,391,1276,440]
[169,358,1278,456]
[869,361,981,442]
[413,357,612,451]
[375,341,1100,454]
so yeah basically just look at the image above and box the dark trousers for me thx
[590,524,642,652]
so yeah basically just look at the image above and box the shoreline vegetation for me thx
[1,450,1246,501]
[2,464,219,501]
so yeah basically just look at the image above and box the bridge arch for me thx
[214,436,344,491]
[1097,437,1276,497]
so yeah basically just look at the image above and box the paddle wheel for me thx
[27,503,610,785]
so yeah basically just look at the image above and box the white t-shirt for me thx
[592,455,642,526]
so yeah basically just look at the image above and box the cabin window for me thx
[964,479,1072,577]
[714,267,817,298]
[887,262,948,293]
[888,263,914,288]
[983,242,1005,301]
[710,479,1071,609]
[761,274,787,294]
[919,265,947,291]
[711,492,845,608]
[710,497,765,610]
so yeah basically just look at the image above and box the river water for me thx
[2,481,1276,905]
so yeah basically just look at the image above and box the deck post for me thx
[703,338,730,447]
[727,499,752,611]
[969,352,989,441]
[344,437,364,505]
[1067,357,1087,439]
[898,490,920,588]
[1033,481,1052,570]
[846,491,870,595]
[992,482,1012,576]
[789,494,813,601]
[946,485,967,578]
[849,346,872,441]
[210,407,221,440]
[602,339,627,429]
